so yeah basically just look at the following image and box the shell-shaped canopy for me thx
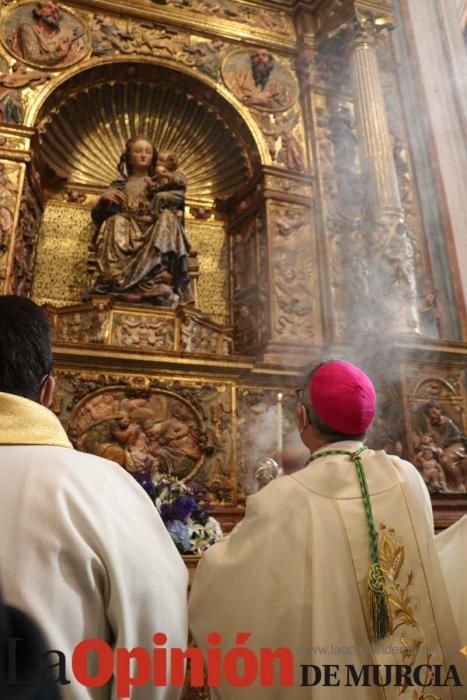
[37,63,256,201]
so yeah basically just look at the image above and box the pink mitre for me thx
[309,360,376,435]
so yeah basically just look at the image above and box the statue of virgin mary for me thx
[89,136,193,306]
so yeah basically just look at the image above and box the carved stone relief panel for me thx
[150,0,295,39]
[7,165,42,296]
[253,109,307,173]
[51,305,111,345]
[403,363,467,494]
[54,371,236,506]
[313,90,365,340]
[231,213,269,354]
[181,315,231,356]
[264,171,312,199]
[376,30,436,337]
[0,157,21,291]
[0,52,51,126]
[48,302,232,356]
[268,201,320,341]
[112,313,176,351]
[297,35,352,96]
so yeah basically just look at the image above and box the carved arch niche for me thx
[20,59,280,355]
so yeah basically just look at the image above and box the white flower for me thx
[205,517,223,543]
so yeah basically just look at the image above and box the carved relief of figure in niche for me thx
[414,400,467,492]
[89,137,193,307]
[274,112,305,173]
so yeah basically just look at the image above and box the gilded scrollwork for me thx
[89,14,227,81]
[0,133,28,150]
[181,37,225,80]
[90,13,133,57]
[48,300,232,356]
[150,0,295,38]
[62,187,86,204]
[303,36,351,95]
[370,216,419,332]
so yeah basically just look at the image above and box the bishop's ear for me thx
[295,404,309,433]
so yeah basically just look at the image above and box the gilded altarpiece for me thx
[0,0,466,536]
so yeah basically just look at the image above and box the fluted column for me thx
[348,13,421,335]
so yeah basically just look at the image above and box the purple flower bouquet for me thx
[141,476,223,555]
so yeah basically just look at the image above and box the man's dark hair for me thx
[0,296,53,401]
[297,361,367,442]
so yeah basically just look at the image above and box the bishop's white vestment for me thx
[0,392,188,700]
[189,440,465,699]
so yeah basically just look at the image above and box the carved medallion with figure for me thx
[222,49,298,112]
[55,373,235,505]
[2,1,89,69]
[73,389,206,482]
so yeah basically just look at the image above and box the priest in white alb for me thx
[0,295,188,700]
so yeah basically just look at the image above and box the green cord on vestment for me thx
[306,446,392,640]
